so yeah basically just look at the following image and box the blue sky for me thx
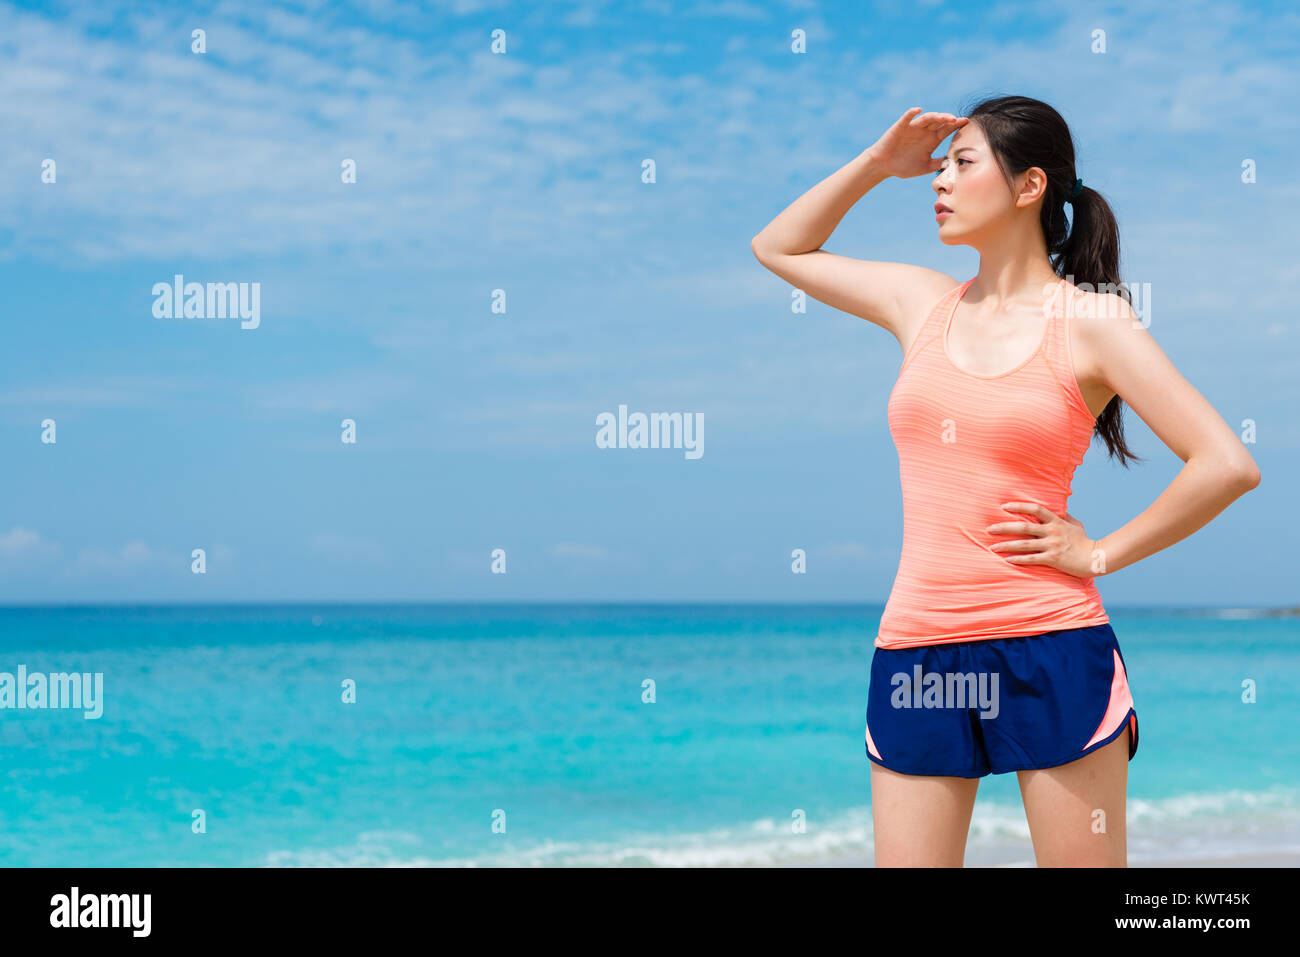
[0,0,1295,604]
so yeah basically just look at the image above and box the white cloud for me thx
[75,540,160,571]
[0,527,61,560]
[307,532,387,564]
[549,543,608,559]
[821,542,873,560]
[246,371,420,415]
[0,377,193,408]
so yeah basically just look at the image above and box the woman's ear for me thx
[1014,166,1050,208]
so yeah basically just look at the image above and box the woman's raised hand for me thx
[867,107,968,180]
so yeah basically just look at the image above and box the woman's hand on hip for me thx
[986,502,1107,578]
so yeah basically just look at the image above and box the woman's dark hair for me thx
[960,93,1141,467]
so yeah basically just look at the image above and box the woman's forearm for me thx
[751,148,890,257]
[1093,454,1260,576]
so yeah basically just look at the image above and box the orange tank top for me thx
[875,276,1109,649]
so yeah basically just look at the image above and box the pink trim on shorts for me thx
[1084,648,1134,750]
[865,721,882,761]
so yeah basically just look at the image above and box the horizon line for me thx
[0,600,1295,613]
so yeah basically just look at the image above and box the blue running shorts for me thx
[864,622,1138,777]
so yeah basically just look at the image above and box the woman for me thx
[750,96,1261,867]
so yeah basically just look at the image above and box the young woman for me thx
[750,96,1261,867]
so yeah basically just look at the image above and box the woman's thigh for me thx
[870,762,981,867]
[1016,726,1130,867]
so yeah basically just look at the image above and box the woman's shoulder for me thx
[892,268,965,356]
[1068,281,1144,334]
[1066,281,1146,391]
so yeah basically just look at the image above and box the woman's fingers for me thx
[986,520,1050,536]
[911,111,961,130]
[990,538,1047,552]
[898,106,924,129]
[1001,501,1054,522]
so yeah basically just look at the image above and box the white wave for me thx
[260,786,1300,868]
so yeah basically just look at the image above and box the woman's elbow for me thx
[1228,455,1261,492]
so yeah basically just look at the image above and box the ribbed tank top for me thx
[875,276,1109,649]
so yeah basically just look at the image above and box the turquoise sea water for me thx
[0,603,1296,867]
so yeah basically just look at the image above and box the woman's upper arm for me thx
[1080,294,1260,478]
[750,244,957,345]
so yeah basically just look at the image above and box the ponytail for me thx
[1049,181,1141,466]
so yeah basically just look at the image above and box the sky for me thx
[0,0,1295,605]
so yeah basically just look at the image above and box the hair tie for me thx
[1067,177,1083,202]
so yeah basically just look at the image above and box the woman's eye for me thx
[957,158,970,166]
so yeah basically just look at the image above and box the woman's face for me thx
[932,121,1025,245]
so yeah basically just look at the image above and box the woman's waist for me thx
[891,536,1101,591]
[899,490,1071,523]
[879,573,1107,638]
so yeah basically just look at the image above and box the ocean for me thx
[0,603,1296,867]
